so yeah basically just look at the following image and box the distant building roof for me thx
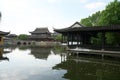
[30,27,50,34]
[0,31,9,35]
[6,34,17,38]
[29,27,53,41]
[69,22,84,28]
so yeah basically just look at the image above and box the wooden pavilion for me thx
[0,31,9,46]
[54,22,120,49]
[29,27,53,41]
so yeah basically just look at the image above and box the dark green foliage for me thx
[54,34,62,41]
[17,34,29,40]
[80,0,120,46]
[106,32,120,46]
[91,33,102,45]
[99,0,120,45]
[80,11,101,27]
[98,0,120,25]
[80,17,92,27]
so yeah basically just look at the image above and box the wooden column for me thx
[71,33,73,46]
[65,34,67,43]
[84,33,87,45]
[61,34,63,43]
[70,33,73,46]
[101,32,105,50]
[67,33,69,46]
[77,33,79,47]
[62,34,66,43]
[79,34,81,46]
[81,33,83,45]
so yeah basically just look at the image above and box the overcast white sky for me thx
[0,0,116,35]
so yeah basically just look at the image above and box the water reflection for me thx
[0,46,120,80]
[0,47,67,80]
[30,47,51,60]
[53,53,120,80]
[0,48,9,61]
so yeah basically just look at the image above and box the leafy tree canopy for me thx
[80,0,120,26]
[17,34,29,40]
[80,0,120,45]
[98,0,120,26]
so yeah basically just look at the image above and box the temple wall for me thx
[35,41,59,47]
[0,37,4,46]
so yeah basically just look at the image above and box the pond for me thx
[0,47,120,80]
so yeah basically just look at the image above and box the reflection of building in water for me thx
[0,48,9,61]
[30,48,51,60]
[53,54,120,80]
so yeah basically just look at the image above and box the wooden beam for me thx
[101,32,105,50]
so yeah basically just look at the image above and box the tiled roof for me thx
[54,22,120,33]
[6,34,17,38]
[30,27,50,34]
[0,31,9,35]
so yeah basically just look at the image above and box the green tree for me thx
[91,11,101,26]
[54,34,62,41]
[98,0,120,45]
[80,17,92,27]
[80,11,101,27]
[17,34,29,40]
[80,0,120,46]
[98,0,120,25]
[80,11,102,45]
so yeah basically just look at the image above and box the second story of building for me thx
[29,27,53,41]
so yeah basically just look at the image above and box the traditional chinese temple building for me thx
[6,34,17,38]
[0,31,9,46]
[54,22,120,49]
[29,27,53,41]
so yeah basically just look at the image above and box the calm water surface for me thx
[0,47,120,80]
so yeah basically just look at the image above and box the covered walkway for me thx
[54,22,120,50]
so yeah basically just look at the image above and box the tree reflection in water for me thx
[1,46,119,80]
[53,52,120,80]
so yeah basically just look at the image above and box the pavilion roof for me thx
[30,27,50,34]
[6,34,17,38]
[0,31,10,35]
[54,22,120,33]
